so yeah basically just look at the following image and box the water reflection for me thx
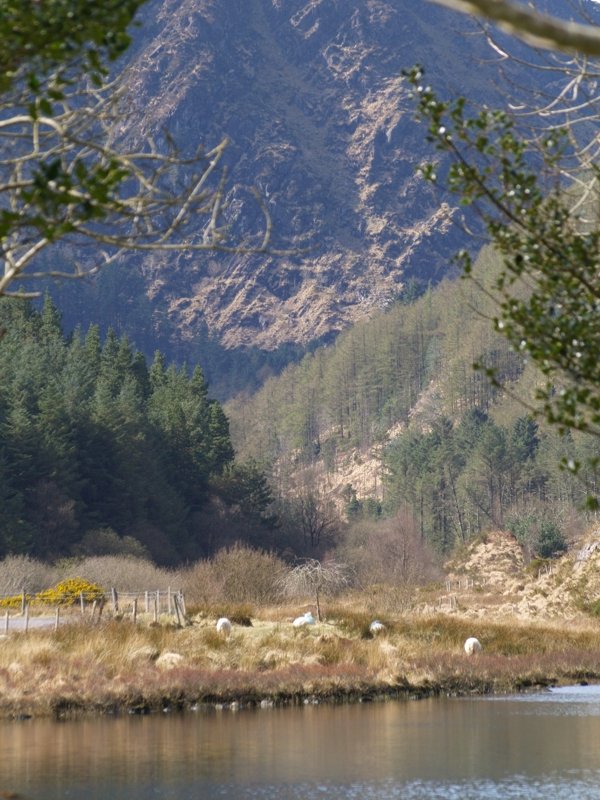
[488,684,600,716]
[2,687,600,799]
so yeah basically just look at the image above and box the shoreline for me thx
[4,676,577,722]
[8,674,597,722]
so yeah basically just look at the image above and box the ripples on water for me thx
[195,775,600,800]
[486,685,600,717]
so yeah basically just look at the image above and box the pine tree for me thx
[207,402,235,475]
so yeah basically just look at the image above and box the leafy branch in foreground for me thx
[0,77,278,297]
[0,0,145,94]
[0,1,285,300]
[405,65,600,491]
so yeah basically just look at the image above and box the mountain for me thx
[52,1,596,382]
[130,0,511,351]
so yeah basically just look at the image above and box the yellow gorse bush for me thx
[0,578,105,608]
[0,593,31,610]
[36,578,105,605]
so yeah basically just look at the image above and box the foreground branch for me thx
[0,75,285,297]
[429,0,600,55]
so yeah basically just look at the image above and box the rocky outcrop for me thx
[439,526,600,621]
[113,0,515,351]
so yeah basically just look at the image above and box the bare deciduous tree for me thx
[294,490,338,549]
[281,558,351,621]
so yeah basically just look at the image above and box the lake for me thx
[3,685,600,799]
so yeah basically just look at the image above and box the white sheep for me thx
[464,636,482,655]
[293,611,316,627]
[369,620,386,635]
[216,617,232,638]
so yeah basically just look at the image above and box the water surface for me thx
[3,685,600,799]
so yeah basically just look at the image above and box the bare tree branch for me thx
[428,0,600,55]
[281,559,351,621]
[0,71,288,298]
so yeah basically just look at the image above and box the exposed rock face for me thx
[446,531,526,591]
[440,526,600,621]
[117,0,510,350]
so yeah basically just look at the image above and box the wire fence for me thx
[0,587,188,633]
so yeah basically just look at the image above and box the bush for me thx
[60,555,180,592]
[0,578,104,609]
[0,593,31,610]
[184,543,289,606]
[36,578,105,606]
[584,598,600,618]
[508,510,568,560]
[0,555,59,595]
[338,513,440,589]
[536,521,568,559]
[72,528,150,559]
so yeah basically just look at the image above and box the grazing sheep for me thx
[216,617,232,638]
[464,636,482,655]
[293,611,316,627]
[369,620,386,635]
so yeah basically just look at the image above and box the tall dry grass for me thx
[1,610,600,718]
[2,545,600,719]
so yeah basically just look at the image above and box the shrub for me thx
[184,544,289,606]
[584,598,600,618]
[338,514,440,590]
[507,509,568,560]
[61,555,180,592]
[0,555,59,595]
[72,528,150,559]
[36,577,105,605]
[0,593,32,610]
[536,521,567,559]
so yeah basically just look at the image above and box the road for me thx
[0,614,76,633]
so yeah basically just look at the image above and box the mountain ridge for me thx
[48,0,599,376]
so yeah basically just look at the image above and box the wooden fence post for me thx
[153,592,158,623]
[144,591,149,614]
[80,592,85,615]
[132,598,138,625]
[4,611,8,635]
[55,606,60,631]
[111,588,119,614]
[21,590,26,616]
[24,603,29,633]
[167,587,172,615]
[179,590,186,618]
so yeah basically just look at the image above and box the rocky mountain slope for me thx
[106,0,533,352]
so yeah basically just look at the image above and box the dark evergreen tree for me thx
[207,402,235,475]
[0,299,238,563]
[511,417,540,464]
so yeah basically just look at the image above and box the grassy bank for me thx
[1,607,599,719]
